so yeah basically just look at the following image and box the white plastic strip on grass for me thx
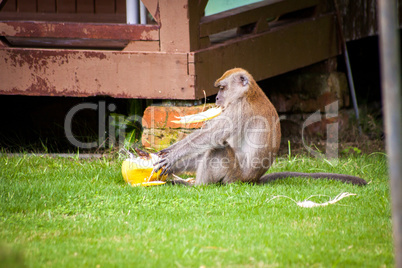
[266,192,357,208]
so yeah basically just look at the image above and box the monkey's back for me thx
[236,85,281,181]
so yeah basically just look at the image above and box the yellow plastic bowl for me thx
[121,158,166,186]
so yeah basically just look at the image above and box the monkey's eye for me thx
[219,86,225,90]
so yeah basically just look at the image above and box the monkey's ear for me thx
[239,75,249,86]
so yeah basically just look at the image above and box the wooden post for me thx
[158,0,208,52]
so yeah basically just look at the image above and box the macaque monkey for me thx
[154,68,367,186]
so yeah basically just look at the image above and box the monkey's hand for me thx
[154,150,175,177]
[157,148,169,157]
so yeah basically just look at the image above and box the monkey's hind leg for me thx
[195,144,240,185]
[170,153,204,174]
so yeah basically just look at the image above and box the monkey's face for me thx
[214,70,250,109]
[215,85,226,108]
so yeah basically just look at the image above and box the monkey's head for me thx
[214,68,253,109]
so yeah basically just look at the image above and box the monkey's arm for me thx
[154,119,233,175]
[157,125,212,156]
[259,172,367,186]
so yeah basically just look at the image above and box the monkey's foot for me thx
[171,174,195,185]
[183,178,195,184]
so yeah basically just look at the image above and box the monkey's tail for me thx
[259,172,367,186]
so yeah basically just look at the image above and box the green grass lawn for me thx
[0,153,393,267]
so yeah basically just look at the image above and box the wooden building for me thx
[0,0,397,100]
